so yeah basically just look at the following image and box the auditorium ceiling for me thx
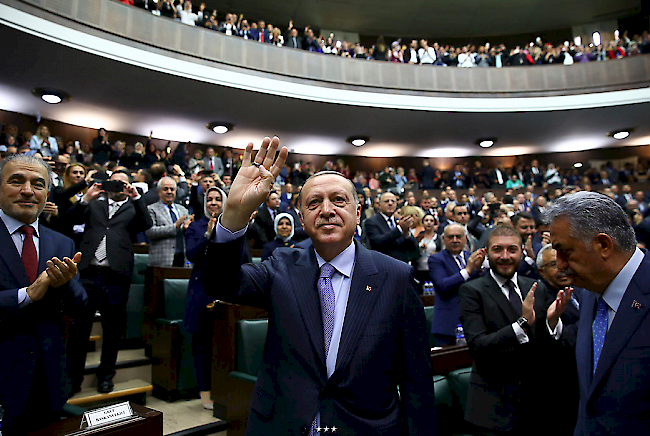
[0,20,649,159]
[204,0,642,39]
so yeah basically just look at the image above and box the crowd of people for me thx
[118,0,650,66]
[2,123,650,433]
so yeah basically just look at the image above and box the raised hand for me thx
[522,282,537,326]
[222,137,288,232]
[83,183,104,203]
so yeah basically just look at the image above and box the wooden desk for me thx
[30,403,162,436]
[430,345,473,375]
[420,294,435,306]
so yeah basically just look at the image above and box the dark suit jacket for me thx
[254,205,277,245]
[0,224,87,431]
[459,273,548,431]
[428,249,479,336]
[364,213,419,263]
[71,196,152,278]
[488,168,507,188]
[574,252,650,435]
[204,238,436,436]
[284,35,303,49]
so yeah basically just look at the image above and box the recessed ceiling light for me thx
[31,88,70,104]
[574,162,583,168]
[612,131,629,140]
[608,128,634,140]
[347,136,369,147]
[207,122,234,134]
[476,138,496,148]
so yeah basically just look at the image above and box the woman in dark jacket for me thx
[182,186,229,410]
[261,212,299,261]
[92,128,112,166]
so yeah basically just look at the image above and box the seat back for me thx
[163,278,190,320]
[236,319,269,377]
[423,305,436,349]
[132,253,149,284]
[125,284,146,342]
[433,375,454,435]
[447,367,473,416]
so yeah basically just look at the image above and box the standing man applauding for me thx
[205,137,436,436]
[0,155,86,434]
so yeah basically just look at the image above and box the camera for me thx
[102,180,125,193]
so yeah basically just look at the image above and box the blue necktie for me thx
[592,297,609,374]
[388,217,395,229]
[311,263,336,435]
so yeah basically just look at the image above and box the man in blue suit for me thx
[0,155,87,434]
[544,191,650,435]
[205,137,436,436]
[428,223,485,345]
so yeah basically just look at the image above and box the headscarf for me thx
[204,186,227,219]
[274,212,295,241]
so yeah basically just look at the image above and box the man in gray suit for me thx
[146,177,192,267]
[202,147,224,177]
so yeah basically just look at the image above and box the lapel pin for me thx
[366,285,372,292]
[632,300,642,309]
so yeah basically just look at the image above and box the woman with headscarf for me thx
[261,212,299,261]
[182,186,229,410]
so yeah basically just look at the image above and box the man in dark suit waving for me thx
[0,155,87,433]
[205,137,436,435]
[428,223,485,345]
[459,224,548,434]
[544,191,650,435]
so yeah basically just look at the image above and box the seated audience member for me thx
[183,186,231,410]
[429,224,485,345]
[506,173,524,189]
[414,213,441,289]
[261,212,301,260]
[146,177,193,267]
[364,191,419,263]
[0,155,86,433]
[544,191,650,434]
[535,244,581,435]
[459,224,550,434]
[67,170,152,394]
[511,212,539,278]
[29,124,59,158]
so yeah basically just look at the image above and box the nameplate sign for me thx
[82,402,135,428]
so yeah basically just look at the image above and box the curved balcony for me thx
[7,0,650,106]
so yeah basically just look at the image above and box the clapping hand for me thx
[547,287,573,331]
[221,137,288,232]
[522,282,537,326]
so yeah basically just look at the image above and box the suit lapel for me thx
[289,248,327,374]
[443,249,461,273]
[37,225,55,275]
[0,222,28,285]
[331,243,381,379]
[485,274,519,323]
[577,291,596,392]
[590,261,650,396]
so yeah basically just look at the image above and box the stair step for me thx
[67,379,152,406]
[166,421,229,436]
[83,349,150,374]
[89,335,102,342]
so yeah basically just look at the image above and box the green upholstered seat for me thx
[424,305,436,349]
[236,319,269,378]
[125,284,145,342]
[447,367,473,416]
[132,253,149,284]
[163,278,190,320]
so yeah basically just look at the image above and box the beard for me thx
[488,255,521,280]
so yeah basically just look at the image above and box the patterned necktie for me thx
[456,254,466,269]
[311,263,336,436]
[169,205,185,254]
[388,217,395,229]
[168,204,178,223]
[19,226,38,283]
[505,280,522,316]
[592,297,609,374]
[95,202,118,262]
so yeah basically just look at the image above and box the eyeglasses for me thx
[541,261,557,269]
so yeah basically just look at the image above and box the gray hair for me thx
[536,243,553,268]
[156,176,177,192]
[301,171,359,207]
[542,191,636,253]
[0,154,53,190]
